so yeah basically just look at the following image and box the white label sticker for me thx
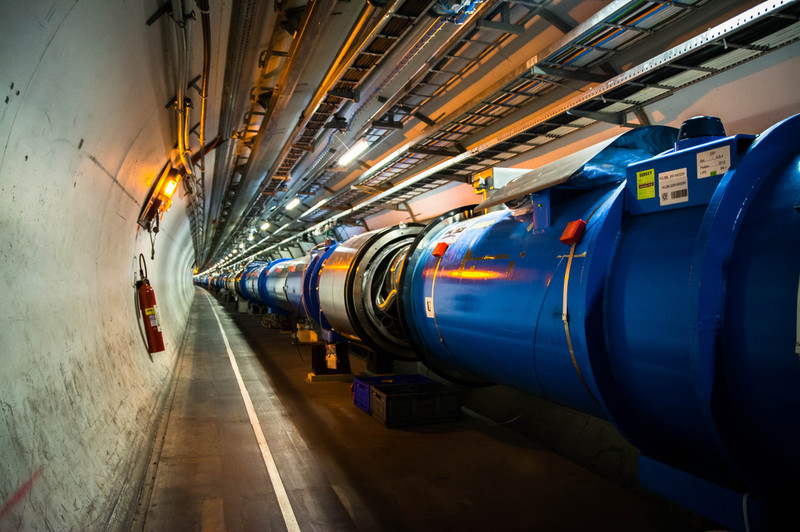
[326,353,338,369]
[425,297,434,318]
[697,145,731,179]
[658,168,689,206]
[440,226,464,245]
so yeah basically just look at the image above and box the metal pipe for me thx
[171,0,194,176]
[197,0,210,172]
[255,0,393,194]
[207,0,340,259]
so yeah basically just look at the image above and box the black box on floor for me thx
[370,382,461,428]
[354,374,434,413]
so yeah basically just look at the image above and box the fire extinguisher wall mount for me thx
[137,254,165,353]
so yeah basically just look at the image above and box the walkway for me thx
[132,289,705,531]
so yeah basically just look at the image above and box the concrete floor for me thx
[131,289,710,531]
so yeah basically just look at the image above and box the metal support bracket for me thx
[566,109,641,128]
[533,65,609,83]
[477,4,524,34]
[146,2,171,25]
[324,114,348,129]
[400,202,418,222]
[295,142,315,153]
[328,89,360,102]
[189,74,202,94]
[414,112,436,126]
[528,190,550,233]
[372,119,404,130]
[633,107,652,127]
[408,146,462,157]
[536,7,576,34]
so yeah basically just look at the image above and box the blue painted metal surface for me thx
[302,243,342,340]
[215,115,798,529]
[283,257,309,316]
[400,116,800,530]
[268,256,309,314]
[403,125,679,416]
[239,261,267,303]
[403,187,622,418]
[257,258,290,311]
[232,268,245,297]
[626,127,754,215]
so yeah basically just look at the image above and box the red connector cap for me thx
[432,241,449,257]
[560,219,587,245]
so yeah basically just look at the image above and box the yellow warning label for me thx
[636,169,655,200]
[144,307,155,315]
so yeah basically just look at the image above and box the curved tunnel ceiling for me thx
[124,0,800,273]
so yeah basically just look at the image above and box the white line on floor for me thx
[205,294,301,532]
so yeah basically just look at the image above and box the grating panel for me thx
[214,0,797,265]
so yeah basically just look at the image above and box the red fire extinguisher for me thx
[137,254,165,353]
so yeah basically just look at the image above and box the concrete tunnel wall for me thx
[1,2,200,530]
[1,1,799,531]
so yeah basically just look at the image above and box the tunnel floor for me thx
[131,288,706,531]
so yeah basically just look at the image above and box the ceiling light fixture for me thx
[285,197,301,210]
[273,222,291,236]
[299,197,329,219]
[260,221,270,231]
[338,139,369,167]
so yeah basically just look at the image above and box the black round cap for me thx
[677,116,726,140]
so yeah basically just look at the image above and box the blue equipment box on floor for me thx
[370,382,461,428]
[353,374,433,413]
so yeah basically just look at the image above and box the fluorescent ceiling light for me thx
[260,221,270,230]
[285,197,301,210]
[299,197,329,219]
[338,139,369,167]
[273,222,291,236]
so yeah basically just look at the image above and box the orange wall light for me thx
[137,165,183,230]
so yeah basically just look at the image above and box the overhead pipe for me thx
[347,0,498,140]
[196,0,210,165]
[255,0,402,200]
[207,0,341,261]
[171,0,195,177]
[192,0,212,257]
[204,1,272,242]
[287,1,498,213]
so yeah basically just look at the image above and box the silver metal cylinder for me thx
[317,224,423,357]
[269,257,309,313]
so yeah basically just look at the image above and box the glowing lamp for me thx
[137,166,183,231]
[338,139,369,166]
